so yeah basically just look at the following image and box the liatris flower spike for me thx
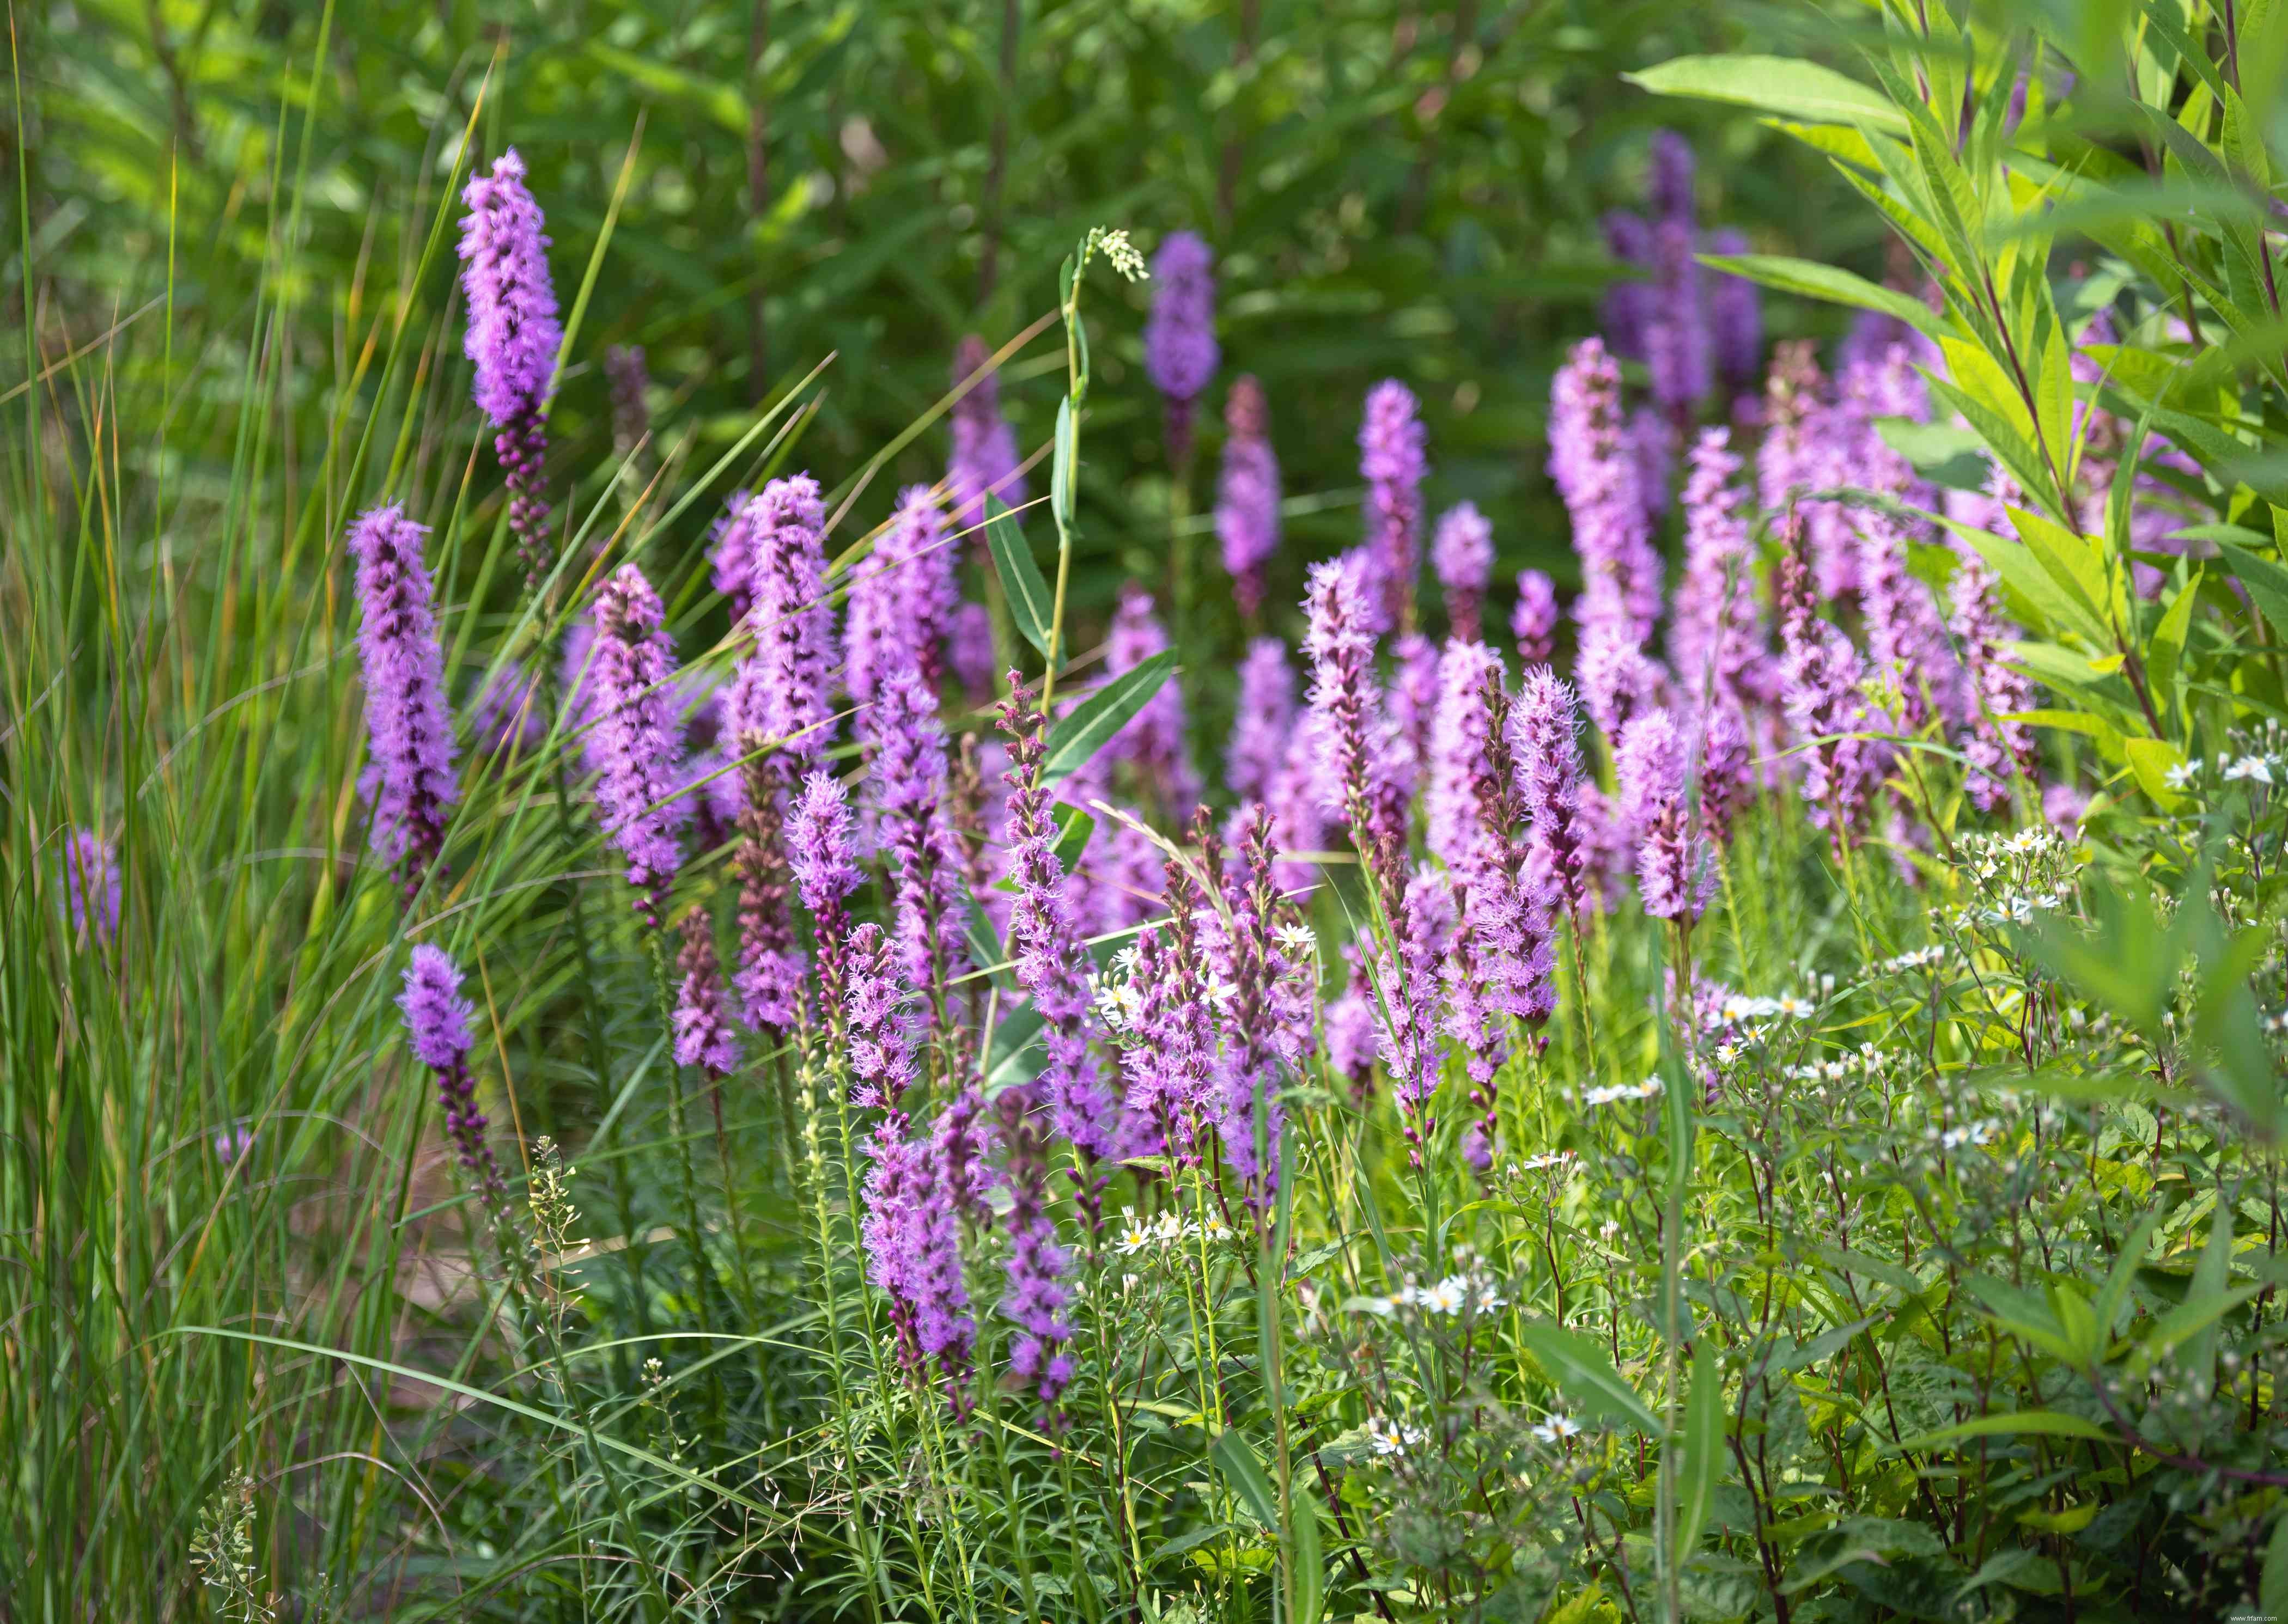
[1431,502,1494,643]
[348,504,459,898]
[584,563,690,925]
[1303,553,1383,856]
[948,335,1026,536]
[1617,708,1712,924]
[1359,380,1427,632]
[1511,569,1559,667]
[63,828,121,945]
[1216,375,1281,619]
[866,668,973,1011]
[789,768,863,1029]
[672,909,740,1079]
[458,150,563,584]
[847,485,957,702]
[399,945,500,1195]
[725,474,838,770]
[1226,637,1297,806]
[1145,230,1219,466]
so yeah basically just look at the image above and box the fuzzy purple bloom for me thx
[1511,569,1559,667]
[732,764,804,1038]
[724,475,838,767]
[1950,540,2038,811]
[788,769,861,1025]
[1616,709,1712,922]
[996,1086,1075,1408]
[1358,381,1428,632]
[847,485,956,704]
[1145,231,1219,463]
[1227,638,1297,806]
[708,490,757,622]
[349,504,459,894]
[843,922,921,1110]
[63,828,121,944]
[1778,530,1883,844]
[1303,554,1385,851]
[948,603,996,699]
[583,564,690,924]
[1431,502,1495,643]
[1323,983,1379,1099]
[1264,714,1332,898]
[1103,584,1200,815]
[866,669,974,1009]
[1426,640,1507,872]
[1601,211,1655,359]
[1648,130,1696,221]
[400,945,498,1191]
[948,335,1026,536]
[1512,668,1591,921]
[673,909,741,1077]
[1670,428,1770,711]
[1000,676,1119,1161]
[1550,340,1663,729]
[1371,870,1448,1168]
[1387,631,1442,785]
[1705,228,1763,394]
[1644,216,1711,416]
[1214,808,1307,1202]
[1216,376,1282,618]
[458,151,561,581]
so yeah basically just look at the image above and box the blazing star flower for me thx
[996,1086,1075,1410]
[349,504,459,896]
[1214,808,1304,1202]
[1601,211,1655,359]
[62,828,121,944]
[948,334,1026,537]
[788,768,862,1012]
[1778,528,1883,845]
[847,485,956,703]
[723,475,838,769]
[1145,230,1219,465]
[1216,375,1281,618]
[458,150,562,582]
[1303,554,1384,852]
[583,564,690,925]
[1432,502,1495,643]
[1950,540,2038,811]
[1512,668,1591,920]
[605,343,650,459]
[999,675,1119,1160]
[1550,339,1664,730]
[1263,713,1332,898]
[1511,569,1559,668]
[842,922,920,1110]
[1323,982,1379,1100]
[1227,638,1297,806]
[1617,709,1712,923]
[731,755,804,1038]
[1756,341,1827,525]
[865,669,973,1012]
[1358,381,1427,632]
[399,945,499,1193]
[1644,216,1710,417]
[1103,584,1200,815]
[1670,428,1771,711]
[1704,227,1763,395]
[1426,640,1507,872]
[1845,346,1959,730]
[672,909,740,1078]
[1372,873,1448,1168]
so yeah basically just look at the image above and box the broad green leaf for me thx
[1290,1481,1325,1624]
[1888,1410,2114,1452]
[983,494,1055,659]
[1623,56,1907,132]
[1964,531,2095,645]
[1050,804,1095,874]
[2094,1213,2163,1352]
[1051,397,1078,532]
[1927,377,2055,518]
[1209,1428,1281,1530]
[1699,255,1940,338]
[1514,1322,1661,1434]
[2007,508,2115,645]
[1674,1342,1724,1565]
[1760,117,1883,172]
[1960,1276,2082,1363]
[1040,651,1178,787]
[2219,541,2288,644]
[2124,736,2188,809]
[2263,1507,2288,1622]
[2144,567,2201,719]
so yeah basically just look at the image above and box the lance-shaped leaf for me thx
[983,494,1055,659]
[1513,1322,1660,1434]
[1624,55,1907,133]
[1040,651,1177,786]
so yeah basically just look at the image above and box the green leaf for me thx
[2125,736,2188,809]
[1887,1410,2115,1453]
[2007,508,2116,646]
[1674,1342,1724,1564]
[2262,1507,2288,1622]
[2219,541,2288,644]
[983,494,1054,659]
[1697,255,1940,338]
[1623,56,1906,133]
[2145,567,2201,721]
[1050,804,1095,874]
[1290,1481,1325,1624]
[1051,396,1078,533]
[1040,652,1178,787]
[1210,1429,1282,1530]
[1514,1322,1661,1434]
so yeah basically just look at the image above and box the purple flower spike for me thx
[996,1086,1075,1411]
[1372,872,1446,1169]
[724,475,838,768]
[789,767,862,1029]
[1145,230,1219,465]
[1303,554,1385,856]
[1617,709,1712,923]
[400,945,499,1193]
[1358,381,1428,632]
[1649,130,1696,221]
[848,486,957,704]
[1512,668,1591,921]
[732,763,804,1039]
[1601,212,1655,360]
[1705,227,1763,395]
[1226,638,1297,805]
[63,828,121,944]
[1104,585,1201,816]
[1645,215,1711,416]
[1511,570,1559,667]
[1426,640,1507,872]
[948,335,1026,537]
[1214,808,1309,1204]
[1216,376,1281,618]
[349,504,459,896]
[947,602,997,700]
[584,563,690,925]
[458,150,562,583]
[672,909,741,1079]
[843,922,921,1110]
[1671,428,1770,712]
[708,490,758,622]
[1778,523,1884,847]
[1950,536,2038,811]
[1549,339,1662,636]
[1431,503,1495,643]
[865,669,973,1011]
[997,675,1119,1162]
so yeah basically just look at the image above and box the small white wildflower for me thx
[1420,1276,1468,1316]
[1531,1415,1584,1444]
[1472,1281,1506,1316]
[2164,760,2198,791]
[1366,1415,1425,1457]
[1774,993,1815,1018]
[2224,755,2275,785]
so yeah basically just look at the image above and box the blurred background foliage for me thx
[13,0,1869,648]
